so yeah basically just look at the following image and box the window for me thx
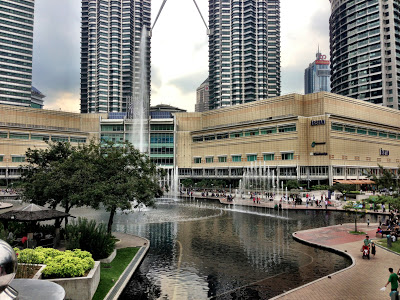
[204,135,215,141]
[12,156,25,163]
[368,130,377,136]
[244,130,259,136]
[0,156,3,162]
[232,155,241,162]
[278,125,296,133]
[101,125,124,131]
[230,132,243,138]
[193,136,203,142]
[344,126,356,133]
[150,124,174,131]
[263,153,274,161]
[218,156,227,163]
[281,152,294,160]
[9,133,29,139]
[260,127,277,134]
[51,136,69,142]
[331,124,343,131]
[247,154,257,162]
[206,157,214,163]
[357,128,367,135]
[194,157,201,164]
[389,134,396,139]
[379,132,387,138]
[217,133,228,140]
[0,132,8,138]
[70,137,87,143]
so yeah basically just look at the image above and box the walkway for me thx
[272,223,400,300]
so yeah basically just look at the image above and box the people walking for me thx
[384,268,399,297]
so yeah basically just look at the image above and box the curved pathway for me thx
[272,223,399,300]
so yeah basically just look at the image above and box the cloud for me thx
[308,6,331,38]
[43,92,80,113]
[168,72,207,95]
[281,65,306,95]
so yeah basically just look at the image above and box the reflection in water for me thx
[70,198,374,299]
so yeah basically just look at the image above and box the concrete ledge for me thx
[44,261,100,300]
[99,249,117,264]
[271,227,356,299]
[104,237,150,300]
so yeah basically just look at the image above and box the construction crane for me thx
[150,0,209,37]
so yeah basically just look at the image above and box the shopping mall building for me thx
[0,92,399,186]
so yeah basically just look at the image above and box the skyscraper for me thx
[208,0,280,110]
[329,0,399,109]
[304,51,331,94]
[80,0,151,113]
[195,77,209,112]
[0,0,34,107]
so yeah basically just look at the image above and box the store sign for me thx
[380,148,389,156]
[311,152,328,156]
[311,141,326,148]
[311,120,325,126]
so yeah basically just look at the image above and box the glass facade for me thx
[208,0,281,109]
[304,52,331,94]
[0,0,34,107]
[329,0,400,109]
[80,0,151,113]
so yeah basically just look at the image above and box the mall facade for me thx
[0,92,399,186]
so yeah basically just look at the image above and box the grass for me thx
[376,239,400,254]
[349,231,366,235]
[92,247,139,300]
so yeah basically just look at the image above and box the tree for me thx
[332,183,357,197]
[343,201,366,232]
[86,142,164,233]
[367,165,398,194]
[20,142,95,221]
[284,180,299,190]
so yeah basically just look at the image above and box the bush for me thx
[14,247,94,279]
[311,185,330,191]
[66,218,115,260]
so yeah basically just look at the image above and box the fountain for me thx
[127,27,150,153]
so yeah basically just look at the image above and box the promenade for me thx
[272,223,400,300]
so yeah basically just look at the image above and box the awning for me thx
[333,179,375,185]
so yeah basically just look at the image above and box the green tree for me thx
[343,201,366,232]
[333,183,357,197]
[367,165,398,194]
[86,142,163,233]
[20,142,95,220]
[284,180,299,190]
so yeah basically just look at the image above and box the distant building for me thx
[195,78,209,112]
[329,0,399,109]
[304,51,331,94]
[208,0,280,109]
[0,0,34,108]
[31,87,45,109]
[80,0,151,113]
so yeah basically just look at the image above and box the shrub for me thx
[66,218,115,260]
[15,247,95,279]
[311,185,330,191]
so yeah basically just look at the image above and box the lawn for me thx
[92,247,139,300]
[376,239,400,254]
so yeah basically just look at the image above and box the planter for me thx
[39,261,100,300]
[99,249,117,264]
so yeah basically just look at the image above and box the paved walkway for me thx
[272,223,400,300]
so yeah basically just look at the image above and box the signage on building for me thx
[310,152,328,156]
[316,53,330,65]
[380,148,390,156]
[311,141,326,148]
[311,120,325,126]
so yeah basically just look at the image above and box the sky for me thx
[32,0,331,113]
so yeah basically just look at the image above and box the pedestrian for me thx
[371,242,376,256]
[367,218,370,226]
[384,268,399,297]
[379,216,382,226]
[383,203,386,213]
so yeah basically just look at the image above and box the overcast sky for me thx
[32,0,331,112]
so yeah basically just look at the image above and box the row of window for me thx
[331,123,400,139]
[192,124,296,142]
[0,132,86,143]
[0,156,25,163]
[193,152,294,164]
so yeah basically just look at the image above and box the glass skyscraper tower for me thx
[304,51,331,94]
[208,0,281,110]
[330,0,400,109]
[80,0,151,113]
[0,0,34,107]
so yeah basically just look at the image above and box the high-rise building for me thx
[80,0,151,113]
[329,0,399,109]
[195,77,209,112]
[31,86,45,109]
[208,0,280,110]
[304,51,331,94]
[0,0,34,108]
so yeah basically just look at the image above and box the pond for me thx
[71,197,377,299]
